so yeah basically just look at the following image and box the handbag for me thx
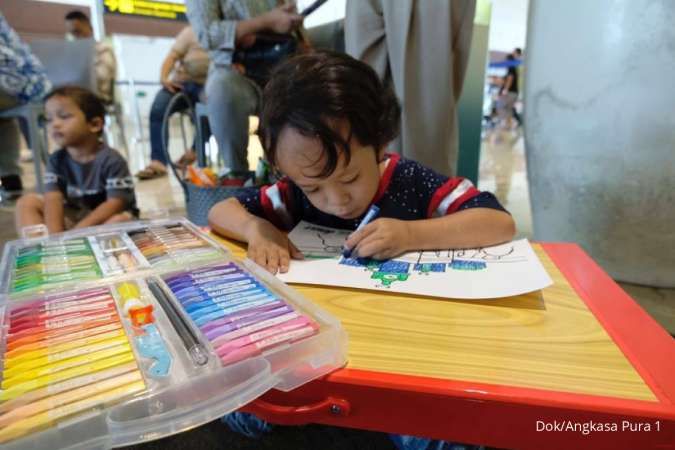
[232,32,300,87]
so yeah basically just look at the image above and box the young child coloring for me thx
[209,51,516,274]
[15,86,138,234]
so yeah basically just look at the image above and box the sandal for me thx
[174,150,197,169]
[136,164,167,180]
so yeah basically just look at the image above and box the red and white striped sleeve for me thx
[426,177,481,218]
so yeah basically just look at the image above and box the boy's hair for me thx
[64,10,90,23]
[259,51,400,178]
[45,86,105,123]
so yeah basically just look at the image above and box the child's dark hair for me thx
[64,10,90,22]
[259,51,400,178]
[45,86,105,123]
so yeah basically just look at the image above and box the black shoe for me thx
[0,175,23,200]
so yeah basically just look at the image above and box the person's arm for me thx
[74,198,126,228]
[209,197,302,274]
[95,43,116,102]
[346,208,516,260]
[43,191,65,233]
[186,0,302,52]
[160,50,182,93]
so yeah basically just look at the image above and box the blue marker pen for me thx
[342,204,380,258]
[184,289,267,313]
[189,293,276,321]
[194,298,279,327]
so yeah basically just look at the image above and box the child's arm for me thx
[43,191,66,233]
[209,198,302,274]
[346,208,516,260]
[74,198,126,229]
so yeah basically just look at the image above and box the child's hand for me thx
[344,218,412,260]
[246,219,304,274]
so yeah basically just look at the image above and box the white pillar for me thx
[90,0,105,39]
[524,0,675,286]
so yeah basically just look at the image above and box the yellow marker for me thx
[2,343,132,389]
[0,380,146,444]
[116,281,145,316]
[3,334,130,377]
[0,361,138,415]
[0,370,144,428]
[0,352,135,401]
[116,281,140,302]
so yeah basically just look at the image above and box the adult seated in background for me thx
[136,26,209,180]
[0,12,51,200]
[186,0,303,179]
[64,10,116,104]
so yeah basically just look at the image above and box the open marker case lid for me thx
[0,219,347,449]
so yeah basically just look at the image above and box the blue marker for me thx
[189,293,276,321]
[342,204,380,258]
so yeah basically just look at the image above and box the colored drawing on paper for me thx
[449,260,487,271]
[288,222,351,258]
[283,222,553,299]
[340,257,411,287]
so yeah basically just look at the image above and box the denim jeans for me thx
[148,81,203,165]
[222,412,485,450]
[204,66,260,173]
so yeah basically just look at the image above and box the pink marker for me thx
[210,311,302,348]
[219,324,319,365]
[10,299,115,331]
[10,289,111,318]
[216,316,314,357]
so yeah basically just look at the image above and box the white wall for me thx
[488,0,529,52]
[297,0,345,28]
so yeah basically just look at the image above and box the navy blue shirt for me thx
[44,144,138,216]
[234,154,506,231]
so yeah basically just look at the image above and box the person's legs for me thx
[176,81,205,166]
[15,193,45,232]
[204,66,259,174]
[104,211,134,224]
[148,87,180,166]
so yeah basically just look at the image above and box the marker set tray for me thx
[0,219,347,450]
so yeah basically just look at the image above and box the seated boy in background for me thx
[15,86,138,234]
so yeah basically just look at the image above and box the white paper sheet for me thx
[280,221,553,299]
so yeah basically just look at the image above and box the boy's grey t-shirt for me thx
[44,145,138,215]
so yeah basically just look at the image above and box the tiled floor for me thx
[1,124,673,335]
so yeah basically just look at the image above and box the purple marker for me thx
[178,281,261,305]
[170,273,252,295]
[210,311,303,347]
[198,299,287,330]
[199,302,290,333]
[194,297,280,327]
[203,305,294,340]
[164,263,239,284]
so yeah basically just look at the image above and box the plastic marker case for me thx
[0,219,347,449]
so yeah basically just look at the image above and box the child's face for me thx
[275,123,384,220]
[45,96,102,148]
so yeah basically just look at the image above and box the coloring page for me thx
[282,222,552,299]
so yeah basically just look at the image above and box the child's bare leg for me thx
[15,193,45,232]
[104,211,134,225]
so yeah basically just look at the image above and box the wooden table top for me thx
[216,238,656,402]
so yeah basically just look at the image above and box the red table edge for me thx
[299,242,675,419]
[541,243,675,405]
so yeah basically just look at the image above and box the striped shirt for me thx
[234,153,507,231]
